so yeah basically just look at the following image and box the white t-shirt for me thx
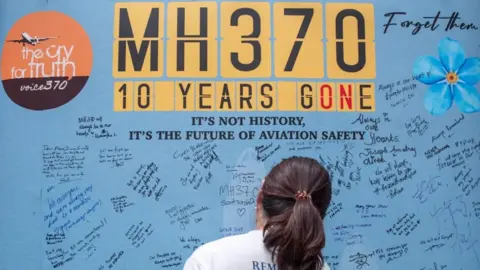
[183,230,330,270]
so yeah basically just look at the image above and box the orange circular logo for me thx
[1,11,93,110]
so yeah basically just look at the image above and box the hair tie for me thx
[295,190,311,200]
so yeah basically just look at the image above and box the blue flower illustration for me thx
[413,37,480,115]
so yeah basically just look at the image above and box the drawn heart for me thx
[237,208,246,217]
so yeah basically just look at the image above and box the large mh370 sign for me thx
[113,2,376,112]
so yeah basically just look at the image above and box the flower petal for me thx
[458,57,480,85]
[438,38,466,72]
[424,82,453,115]
[452,82,480,113]
[413,56,446,85]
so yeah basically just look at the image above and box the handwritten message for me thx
[369,159,418,198]
[165,204,210,230]
[111,195,134,213]
[99,147,132,168]
[386,213,421,236]
[42,145,88,184]
[127,162,167,201]
[98,251,124,270]
[125,221,154,248]
[149,252,183,268]
[175,140,220,190]
[44,184,102,233]
[77,116,116,139]
[180,236,205,252]
[332,223,371,246]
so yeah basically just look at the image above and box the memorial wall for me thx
[0,0,479,269]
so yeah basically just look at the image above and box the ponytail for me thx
[260,157,331,270]
[263,198,326,270]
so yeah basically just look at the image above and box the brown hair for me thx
[261,156,332,270]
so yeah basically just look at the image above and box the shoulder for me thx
[189,230,264,259]
[184,230,265,269]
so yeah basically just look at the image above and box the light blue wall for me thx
[1,0,479,269]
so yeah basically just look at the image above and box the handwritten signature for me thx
[412,176,443,203]
[430,194,478,260]
[349,252,369,269]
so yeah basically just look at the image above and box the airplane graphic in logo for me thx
[5,32,58,46]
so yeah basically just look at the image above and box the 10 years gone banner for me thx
[0,0,479,270]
